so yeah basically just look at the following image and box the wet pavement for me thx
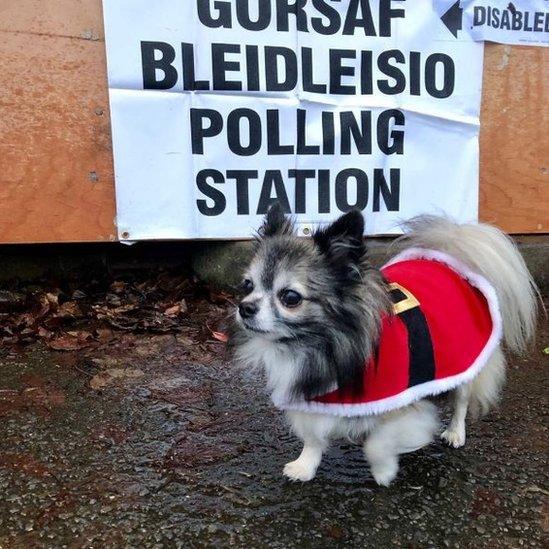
[0,307,547,548]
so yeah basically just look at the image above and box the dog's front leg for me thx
[283,443,324,482]
[283,411,334,482]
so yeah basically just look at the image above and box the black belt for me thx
[388,282,436,387]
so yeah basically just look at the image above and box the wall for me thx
[0,1,547,244]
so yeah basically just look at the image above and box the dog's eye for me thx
[241,279,254,295]
[279,289,302,308]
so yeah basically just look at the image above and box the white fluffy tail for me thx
[397,215,538,354]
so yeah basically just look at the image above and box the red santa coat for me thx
[274,248,502,417]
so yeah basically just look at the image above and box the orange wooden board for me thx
[479,45,548,233]
[0,2,546,243]
[0,1,116,243]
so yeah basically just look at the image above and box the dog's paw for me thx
[371,460,398,487]
[441,427,466,448]
[283,459,316,482]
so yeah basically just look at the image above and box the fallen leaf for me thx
[35,296,53,319]
[90,357,121,369]
[106,293,122,306]
[212,331,229,343]
[164,304,182,317]
[95,328,114,343]
[112,304,138,314]
[66,330,92,340]
[110,281,127,294]
[37,327,52,339]
[45,293,59,306]
[48,334,91,351]
[90,368,145,390]
[56,301,82,318]
[72,289,87,300]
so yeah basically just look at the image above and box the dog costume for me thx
[274,248,503,417]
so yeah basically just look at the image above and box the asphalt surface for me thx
[0,313,547,548]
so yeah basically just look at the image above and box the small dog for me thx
[232,205,537,486]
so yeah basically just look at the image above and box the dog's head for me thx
[237,204,367,339]
[233,205,389,400]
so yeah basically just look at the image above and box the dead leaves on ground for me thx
[1,273,233,351]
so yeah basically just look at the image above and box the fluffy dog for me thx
[232,206,537,486]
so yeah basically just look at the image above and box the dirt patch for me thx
[0,452,53,479]
[0,384,65,418]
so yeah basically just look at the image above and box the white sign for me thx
[103,1,484,240]
[463,0,549,47]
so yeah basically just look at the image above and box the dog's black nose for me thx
[239,301,258,319]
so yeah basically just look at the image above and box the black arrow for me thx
[441,0,463,38]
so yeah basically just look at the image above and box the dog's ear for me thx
[259,203,294,238]
[313,210,366,274]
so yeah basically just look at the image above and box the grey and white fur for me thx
[232,205,537,486]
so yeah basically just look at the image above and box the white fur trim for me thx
[274,248,503,417]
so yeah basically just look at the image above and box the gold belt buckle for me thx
[388,282,420,315]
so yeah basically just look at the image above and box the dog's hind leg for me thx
[440,384,472,448]
[441,348,506,448]
[364,401,439,486]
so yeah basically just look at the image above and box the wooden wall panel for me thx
[0,0,104,37]
[0,2,546,243]
[0,1,116,243]
[480,45,548,233]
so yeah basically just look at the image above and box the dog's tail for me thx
[396,215,538,355]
